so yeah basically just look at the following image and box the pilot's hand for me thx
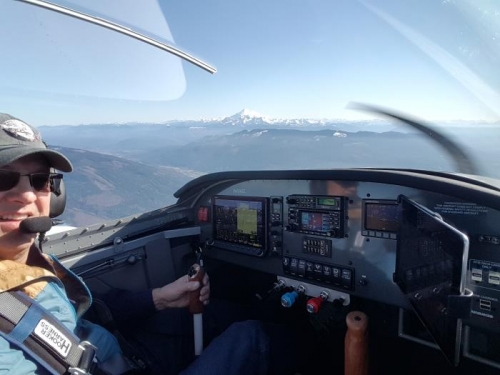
[152,265,210,310]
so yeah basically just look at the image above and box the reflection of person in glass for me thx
[309,180,362,220]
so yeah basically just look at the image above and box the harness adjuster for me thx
[68,341,98,375]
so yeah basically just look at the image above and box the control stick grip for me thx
[345,311,368,375]
[188,264,205,314]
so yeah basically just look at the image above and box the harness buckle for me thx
[68,341,98,375]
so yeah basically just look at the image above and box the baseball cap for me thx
[0,113,72,172]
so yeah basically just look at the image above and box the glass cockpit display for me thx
[363,200,400,233]
[300,211,331,233]
[286,195,345,238]
[213,196,267,256]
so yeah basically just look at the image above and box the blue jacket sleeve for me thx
[96,289,157,325]
[0,336,40,375]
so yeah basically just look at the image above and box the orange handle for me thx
[188,264,205,314]
[344,311,368,375]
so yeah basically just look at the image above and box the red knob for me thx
[306,296,324,314]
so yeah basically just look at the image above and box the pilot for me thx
[0,113,272,375]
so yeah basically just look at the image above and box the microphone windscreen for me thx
[19,217,53,234]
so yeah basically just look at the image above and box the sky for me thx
[1,0,499,125]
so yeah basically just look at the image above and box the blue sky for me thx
[1,0,499,125]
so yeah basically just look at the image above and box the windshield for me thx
[2,0,499,227]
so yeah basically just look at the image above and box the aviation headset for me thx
[49,168,67,218]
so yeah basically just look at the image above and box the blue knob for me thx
[281,291,298,308]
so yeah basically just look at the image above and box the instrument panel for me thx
[185,171,500,342]
[45,168,500,369]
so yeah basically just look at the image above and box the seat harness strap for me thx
[0,291,98,375]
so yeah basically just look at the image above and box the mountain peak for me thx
[231,109,263,119]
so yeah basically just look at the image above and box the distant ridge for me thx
[55,147,201,227]
[41,109,498,129]
[38,113,500,229]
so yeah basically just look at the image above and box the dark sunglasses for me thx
[0,170,63,192]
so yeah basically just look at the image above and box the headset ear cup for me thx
[50,178,66,218]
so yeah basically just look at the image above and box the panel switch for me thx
[488,271,500,285]
[471,268,483,282]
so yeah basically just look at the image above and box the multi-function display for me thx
[213,196,267,256]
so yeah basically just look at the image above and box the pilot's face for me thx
[324,181,358,196]
[0,155,51,262]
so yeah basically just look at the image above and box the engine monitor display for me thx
[213,196,267,256]
[364,200,400,233]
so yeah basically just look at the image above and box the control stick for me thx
[344,311,368,375]
[188,263,205,356]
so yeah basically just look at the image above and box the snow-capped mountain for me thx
[229,109,266,121]
[46,108,396,133]
[214,108,332,128]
